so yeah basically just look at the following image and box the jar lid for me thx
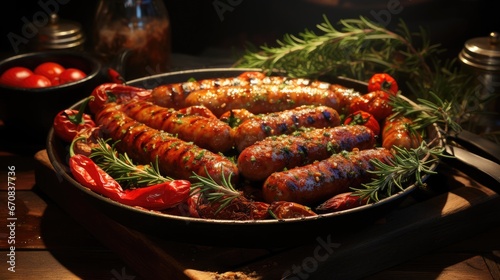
[459,32,500,72]
[36,14,86,50]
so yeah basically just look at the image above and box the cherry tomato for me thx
[367,73,399,95]
[50,76,61,86]
[34,62,65,80]
[20,74,52,88]
[59,68,87,84]
[343,110,380,136]
[349,90,393,122]
[0,66,33,87]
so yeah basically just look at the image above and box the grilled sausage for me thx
[237,125,376,181]
[219,109,255,128]
[150,72,360,116]
[150,73,261,109]
[262,148,394,206]
[183,83,359,117]
[120,100,234,153]
[233,105,341,152]
[95,103,239,184]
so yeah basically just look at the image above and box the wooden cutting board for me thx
[34,149,500,280]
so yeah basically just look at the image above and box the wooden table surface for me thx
[1,120,500,280]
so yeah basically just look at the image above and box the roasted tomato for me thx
[382,116,422,150]
[349,90,393,122]
[196,197,270,220]
[367,73,398,95]
[268,201,317,219]
[344,110,380,136]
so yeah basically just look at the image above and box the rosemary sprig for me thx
[235,15,440,83]
[90,138,172,189]
[351,94,460,202]
[352,141,445,203]
[235,15,495,139]
[389,92,462,133]
[190,168,241,214]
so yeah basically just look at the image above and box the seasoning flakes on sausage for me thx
[238,125,376,181]
[120,100,234,153]
[234,105,341,152]
[95,103,239,184]
[262,148,394,206]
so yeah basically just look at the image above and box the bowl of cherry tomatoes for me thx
[0,50,104,144]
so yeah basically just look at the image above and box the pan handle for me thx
[449,130,500,164]
[444,144,500,186]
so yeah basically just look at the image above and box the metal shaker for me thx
[459,32,500,133]
[33,13,86,51]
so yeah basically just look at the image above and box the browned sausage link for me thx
[150,73,262,109]
[262,148,394,206]
[233,105,341,152]
[178,105,217,119]
[237,125,376,181]
[119,100,234,153]
[95,103,239,184]
[219,109,255,128]
[183,83,358,117]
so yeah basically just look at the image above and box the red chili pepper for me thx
[120,180,191,210]
[367,73,399,95]
[69,154,190,210]
[107,68,126,84]
[53,97,96,142]
[88,83,152,114]
[343,110,381,136]
[69,154,123,201]
[315,192,369,213]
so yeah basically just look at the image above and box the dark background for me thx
[1,0,498,64]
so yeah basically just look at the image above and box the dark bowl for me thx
[0,51,104,145]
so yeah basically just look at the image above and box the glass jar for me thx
[93,0,171,80]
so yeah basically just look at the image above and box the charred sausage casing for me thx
[120,100,234,153]
[150,73,262,109]
[233,105,341,152]
[237,125,376,181]
[183,83,359,117]
[262,148,394,206]
[95,103,239,184]
[150,72,360,117]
